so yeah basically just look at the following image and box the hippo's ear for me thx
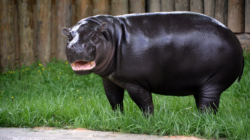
[62,28,70,36]
[99,22,108,32]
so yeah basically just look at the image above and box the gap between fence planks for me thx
[215,0,228,26]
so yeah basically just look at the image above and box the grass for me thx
[0,54,250,140]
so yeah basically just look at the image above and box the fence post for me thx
[228,0,244,33]
[93,0,110,15]
[0,0,16,72]
[75,0,92,23]
[190,0,204,14]
[17,0,34,67]
[161,0,175,12]
[148,0,161,12]
[36,0,51,66]
[111,0,128,16]
[57,0,72,61]
[204,0,215,17]
[129,0,145,13]
[245,0,250,33]
[215,0,228,26]
[175,0,190,11]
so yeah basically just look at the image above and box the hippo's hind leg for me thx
[197,89,222,114]
[193,92,221,114]
[103,78,124,112]
[197,75,234,114]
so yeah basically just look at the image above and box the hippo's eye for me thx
[91,32,99,44]
[68,34,73,41]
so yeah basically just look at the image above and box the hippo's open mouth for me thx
[70,61,96,71]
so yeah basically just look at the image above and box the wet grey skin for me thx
[62,12,244,115]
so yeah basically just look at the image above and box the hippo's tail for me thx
[238,57,244,82]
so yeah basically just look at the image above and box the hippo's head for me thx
[62,20,109,75]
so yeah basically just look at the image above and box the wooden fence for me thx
[0,0,250,72]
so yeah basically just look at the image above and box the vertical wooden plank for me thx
[57,0,72,61]
[17,0,34,67]
[93,0,110,15]
[175,0,190,11]
[245,0,250,33]
[161,0,175,12]
[36,0,51,66]
[204,0,215,17]
[75,0,91,23]
[111,0,128,15]
[228,0,244,33]
[148,0,161,12]
[51,0,57,60]
[129,0,145,13]
[190,0,204,13]
[215,0,228,26]
[0,0,16,72]
[33,0,37,60]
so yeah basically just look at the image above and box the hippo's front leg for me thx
[102,78,124,112]
[126,84,154,115]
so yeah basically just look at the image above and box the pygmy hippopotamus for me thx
[62,12,244,115]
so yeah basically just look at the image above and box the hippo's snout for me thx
[66,43,96,64]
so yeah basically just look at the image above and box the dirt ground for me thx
[0,127,205,140]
